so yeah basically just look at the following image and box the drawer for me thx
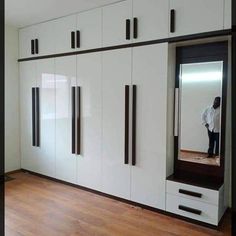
[166,194,218,225]
[166,180,221,205]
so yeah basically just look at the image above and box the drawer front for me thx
[166,194,218,225]
[166,180,220,205]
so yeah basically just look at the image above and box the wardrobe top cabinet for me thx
[19,0,230,59]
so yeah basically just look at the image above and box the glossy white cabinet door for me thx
[102,0,132,47]
[224,0,231,29]
[53,14,77,54]
[133,0,169,42]
[55,56,77,184]
[76,53,102,191]
[130,44,168,209]
[20,61,38,172]
[169,0,224,37]
[36,59,56,177]
[36,21,55,56]
[19,26,36,59]
[102,48,132,199]
[77,8,102,50]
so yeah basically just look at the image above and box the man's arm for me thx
[201,108,209,128]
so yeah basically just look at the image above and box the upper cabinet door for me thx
[102,0,132,47]
[224,0,231,29]
[35,21,55,56]
[77,8,102,50]
[19,25,36,59]
[169,0,224,37]
[53,14,77,54]
[132,0,169,42]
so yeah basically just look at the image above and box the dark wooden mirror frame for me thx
[174,41,228,186]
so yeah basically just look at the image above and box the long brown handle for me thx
[32,88,36,146]
[133,18,138,39]
[126,19,131,40]
[31,40,35,55]
[170,9,175,33]
[71,87,76,154]
[35,87,40,147]
[76,86,81,155]
[71,32,75,49]
[178,205,202,215]
[124,85,129,164]
[132,85,137,166]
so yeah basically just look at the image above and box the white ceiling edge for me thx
[5,0,124,28]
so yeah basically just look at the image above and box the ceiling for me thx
[5,0,122,28]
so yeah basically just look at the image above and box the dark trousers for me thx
[208,130,219,156]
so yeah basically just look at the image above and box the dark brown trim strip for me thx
[35,87,40,147]
[18,30,231,62]
[124,85,129,164]
[71,87,76,154]
[32,88,36,146]
[179,205,202,215]
[20,169,224,229]
[76,86,81,155]
[132,85,137,166]
[133,17,138,39]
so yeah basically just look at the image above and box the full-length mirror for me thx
[174,42,228,168]
[178,61,223,166]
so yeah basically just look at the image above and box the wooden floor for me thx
[5,172,231,236]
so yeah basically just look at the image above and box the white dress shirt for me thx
[201,106,221,133]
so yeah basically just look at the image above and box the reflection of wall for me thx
[180,63,222,153]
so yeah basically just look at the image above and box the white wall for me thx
[5,25,21,172]
[180,62,222,153]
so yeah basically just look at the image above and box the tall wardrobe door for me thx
[131,43,168,209]
[76,53,102,191]
[102,48,132,199]
[20,61,38,172]
[55,56,77,184]
[36,59,56,177]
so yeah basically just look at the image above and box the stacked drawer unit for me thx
[166,180,226,225]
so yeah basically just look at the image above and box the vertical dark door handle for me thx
[76,30,80,48]
[170,9,175,33]
[133,17,138,39]
[71,31,75,49]
[126,19,131,40]
[32,88,36,146]
[31,40,35,55]
[71,87,76,154]
[35,87,40,147]
[132,85,137,166]
[76,86,81,155]
[35,39,39,54]
[124,85,129,164]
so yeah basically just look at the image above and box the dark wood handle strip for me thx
[76,30,80,48]
[76,86,81,155]
[71,32,75,49]
[126,19,131,40]
[178,205,202,215]
[124,85,129,164]
[32,88,36,146]
[71,87,76,154]
[35,87,40,147]
[179,189,202,198]
[35,39,39,54]
[31,40,35,55]
[170,9,175,33]
[133,17,138,39]
[132,85,137,166]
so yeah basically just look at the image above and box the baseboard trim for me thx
[20,168,229,229]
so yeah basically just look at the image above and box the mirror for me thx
[178,61,223,166]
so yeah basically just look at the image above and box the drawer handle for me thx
[179,205,202,215]
[179,189,202,198]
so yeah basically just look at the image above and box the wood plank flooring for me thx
[5,172,231,236]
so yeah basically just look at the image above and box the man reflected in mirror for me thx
[201,97,221,158]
